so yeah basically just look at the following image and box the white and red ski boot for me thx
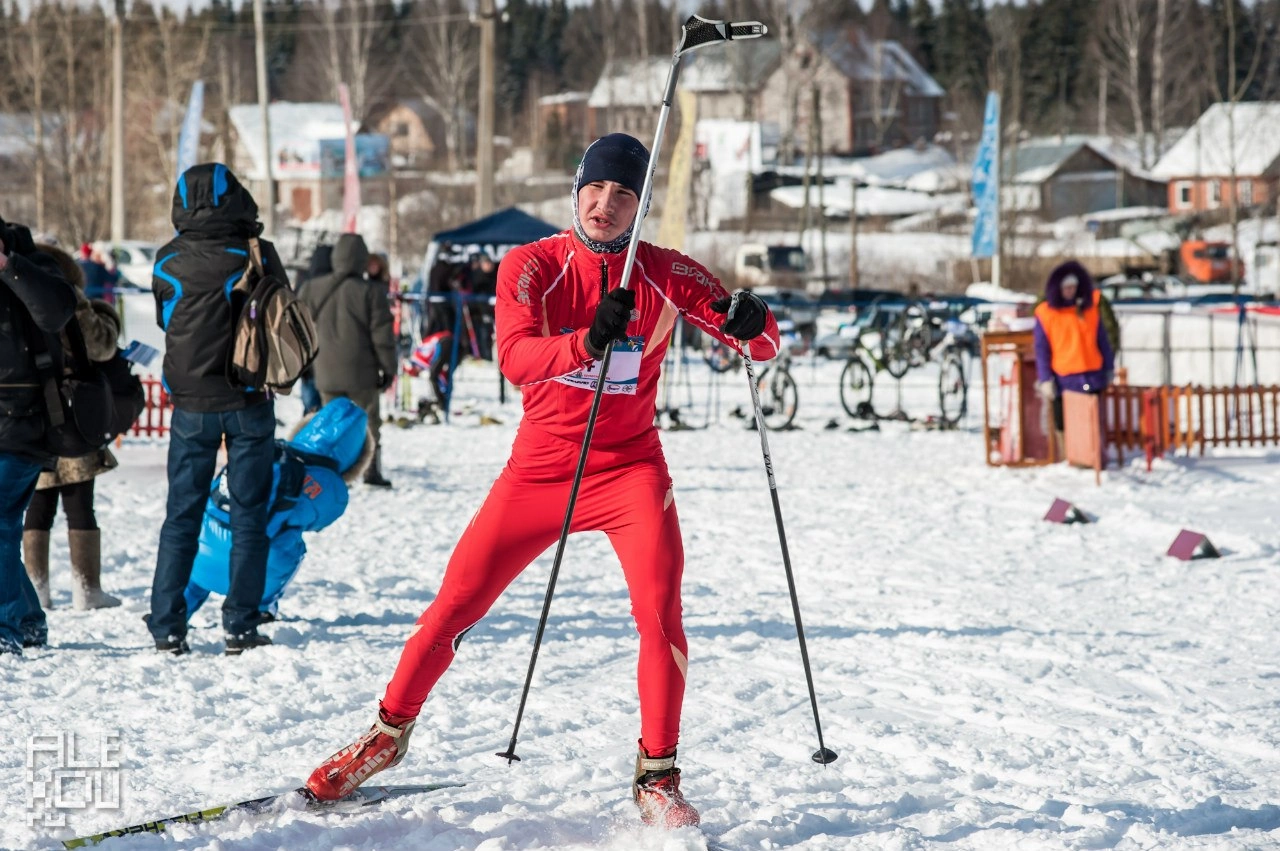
[632,743,700,828]
[306,706,416,801]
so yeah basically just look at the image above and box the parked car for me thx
[93,240,160,290]
[755,287,819,338]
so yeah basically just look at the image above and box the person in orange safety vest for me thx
[1033,260,1115,432]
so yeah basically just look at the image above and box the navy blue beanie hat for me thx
[572,133,651,253]
[575,133,650,197]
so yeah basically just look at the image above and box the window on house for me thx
[394,122,410,138]
[1239,179,1254,207]
[1174,181,1192,209]
[1208,180,1222,209]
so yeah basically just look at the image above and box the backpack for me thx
[226,237,319,394]
[24,312,145,457]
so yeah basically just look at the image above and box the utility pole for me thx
[254,0,275,235]
[849,178,859,289]
[110,0,126,243]
[814,85,828,286]
[476,0,496,218]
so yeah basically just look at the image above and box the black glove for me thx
[711,290,769,341]
[586,288,635,358]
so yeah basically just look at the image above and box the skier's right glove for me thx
[1036,379,1057,401]
[586,288,636,358]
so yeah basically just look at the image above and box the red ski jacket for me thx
[495,230,781,481]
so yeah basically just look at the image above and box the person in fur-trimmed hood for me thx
[22,243,125,611]
[182,397,375,624]
[1033,260,1116,433]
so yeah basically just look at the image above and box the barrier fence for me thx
[130,376,171,438]
[1103,383,1280,465]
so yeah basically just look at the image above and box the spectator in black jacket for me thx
[148,163,284,656]
[301,233,397,488]
[0,217,78,657]
[294,244,333,416]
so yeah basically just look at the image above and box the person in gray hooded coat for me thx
[300,232,397,487]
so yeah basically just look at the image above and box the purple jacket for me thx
[1033,260,1114,393]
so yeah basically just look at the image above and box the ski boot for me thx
[306,705,415,801]
[632,742,700,828]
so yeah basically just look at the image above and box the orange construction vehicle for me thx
[1176,239,1245,283]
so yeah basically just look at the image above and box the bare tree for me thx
[293,0,396,119]
[1094,0,1148,164]
[1206,0,1265,293]
[129,7,212,206]
[403,0,477,171]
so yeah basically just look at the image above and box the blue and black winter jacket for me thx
[152,163,289,412]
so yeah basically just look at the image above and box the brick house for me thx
[1152,102,1280,214]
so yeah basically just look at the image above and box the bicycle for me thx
[701,328,799,431]
[753,337,799,430]
[837,299,972,425]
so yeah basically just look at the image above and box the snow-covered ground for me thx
[5,359,1280,851]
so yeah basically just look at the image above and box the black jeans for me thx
[24,480,97,531]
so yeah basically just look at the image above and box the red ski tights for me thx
[381,462,687,755]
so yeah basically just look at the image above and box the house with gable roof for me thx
[1151,102,1280,214]
[227,102,390,222]
[1003,135,1166,220]
[582,39,782,147]
[758,26,943,156]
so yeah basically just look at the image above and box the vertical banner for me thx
[971,91,1000,259]
[338,83,360,233]
[175,80,205,181]
[656,89,697,252]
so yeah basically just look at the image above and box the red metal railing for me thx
[130,376,171,437]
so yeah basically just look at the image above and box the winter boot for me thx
[23,530,51,609]
[363,447,393,488]
[632,743,700,828]
[224,631,273,655]
[306,704,416,801]
[69,529,120,610]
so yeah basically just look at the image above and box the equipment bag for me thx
[227,237,319,394]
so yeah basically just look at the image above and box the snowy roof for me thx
[588,58,667,109]
[1152,102,1280,178]
[587,44,781,109]
[537,91,590,106]
[856,143,956,185]
[680,39,783,92]
[812,29,943,98]
[1001,135,1167,185]
[228,102,347,179]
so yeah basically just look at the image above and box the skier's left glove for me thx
[711,290,769,341]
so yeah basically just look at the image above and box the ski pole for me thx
[498,14,768,765]
[740,345,838,765]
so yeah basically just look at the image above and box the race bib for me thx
[557,333,645,395]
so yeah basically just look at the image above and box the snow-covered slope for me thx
[5,360,1280,850]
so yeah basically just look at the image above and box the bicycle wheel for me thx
[839,355,875,419]
[937,351,968,426]
[755,367,798,430]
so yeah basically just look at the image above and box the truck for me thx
[733,243,810,290]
